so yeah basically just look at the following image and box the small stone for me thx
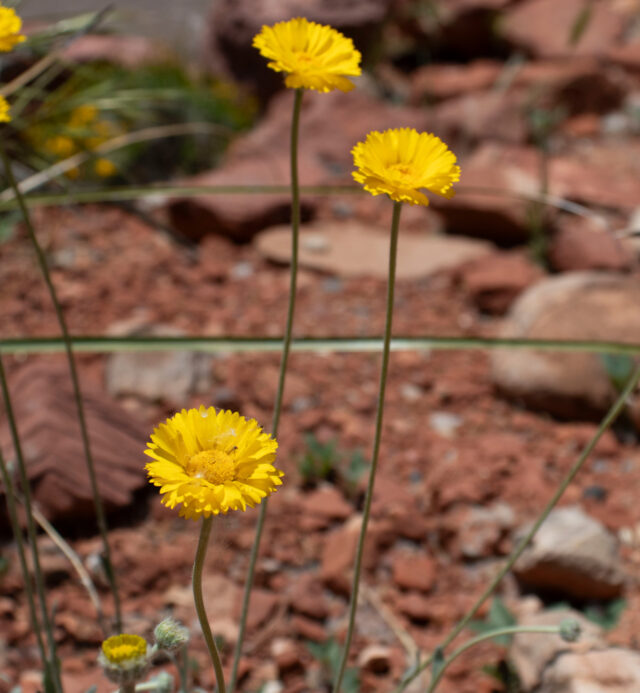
[541,647,640,691]
[391,554,436,593]
[428,412,463,438]
[271,638,302,674]
[301,486,352,521]
[290,615,327,642]
[395,592,432,623]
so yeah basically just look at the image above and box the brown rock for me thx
[549,219,634,273]
[271,637,304,674]
[491,272,640,419]
[501,0,625,59]
[460,251,545,315]
[205,0,392,99]
[301,486,352,521]
[434,143,541,244]
[0,361,148,524]
[451,502,516,559]
[391,554,436,593]
[256,222,493,280]
[321,516,360,591]
[357,644,392,674]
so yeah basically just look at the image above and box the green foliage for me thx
[549,598,627,630]
[468,597,517,646]
[298,434,367,495]
[601,354,636,394]
[307,638,359,693]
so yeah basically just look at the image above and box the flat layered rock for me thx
[255,221,492,279]
[491,272,640,419]
[0,361,149,524]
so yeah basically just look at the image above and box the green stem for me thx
[0,358,62,693]
[396,361,640,692]
[3,335,640,357]
[228,88,304,693]
[0,447,48,672]
[192,517,226,693]
[0,142,122,632]
[333,201,403,692]
[427,625,561,692]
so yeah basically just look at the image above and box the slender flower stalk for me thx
[0,358,62,693]
[334,128,461,691]
[427,625,562,692]
[193,517,226,693]
[0,142,122,631]
[333,201,402,691]
[229,87,304,692]
[0,447,48,675]
[396,362,640,692]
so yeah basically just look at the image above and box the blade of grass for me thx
[0,358,62,693]
[0,142,122,632]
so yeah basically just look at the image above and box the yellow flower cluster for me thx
[145,406,282,519]
[40,104,118,178]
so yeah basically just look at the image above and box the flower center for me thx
[293,51,316,69]
[389,162,418,183]
[102,634,147,664]
[186,449,236,485]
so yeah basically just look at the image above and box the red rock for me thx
[301,485,352,521]
[433,143,540,244]
[410,60,502,103]
[321,517,360,591]
[168,90,425,242]
[235,588,279,632]
[549,219,634,272]
[271,637,304,674]
[395,592,432,622]
[290,614,328,642]
[501,0,625,58]
[391,554,436,593]
[460,251,545,315]
[0,361,149,524]
[289,573,329,620]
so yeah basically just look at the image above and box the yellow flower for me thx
[253,17,361,93]
[0,6,25,52]
[0,96,10,123]
[352,128,461,206]
[44,135,76,157]
[99,634,151,685]
[145,406,282,519]
[94,157,117,177]
[69,104,98,127]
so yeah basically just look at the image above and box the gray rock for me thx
[540,648,640,692]
[105,324,212,406]
[513,506,625,600]
[510,608,605,691]
[491,272,640,419]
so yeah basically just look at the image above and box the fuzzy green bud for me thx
[154,618,190,652]
[559,619,581,643]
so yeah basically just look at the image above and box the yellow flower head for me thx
[99,634,151,685]
[352,128,461,206]
[94,157,117,178]
[145,406,282,519]
[0,95,10,123]
[69,104,98,127]
[44,135,76,158]
[253,17,361,93]
[0,6,25,52]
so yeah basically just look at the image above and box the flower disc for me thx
[145,406,282,519]
[352,127,461,206]
[253,17,361,93]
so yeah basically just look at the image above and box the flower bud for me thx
[559,619,581,643]
[154,618,190,652]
